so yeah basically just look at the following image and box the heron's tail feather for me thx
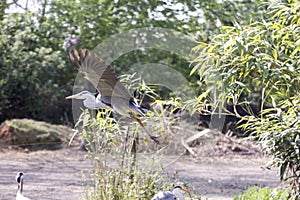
[129,101,148,117]
[139,106,149,114]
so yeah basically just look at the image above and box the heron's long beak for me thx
[66,94,82,100]
[181,188,192,195]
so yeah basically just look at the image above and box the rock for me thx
[0,119,74,151]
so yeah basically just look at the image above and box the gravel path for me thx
[0,148,280,200]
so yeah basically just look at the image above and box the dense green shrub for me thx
[191,1,300,105]
[191,0,300,197]
[0,14,73,123]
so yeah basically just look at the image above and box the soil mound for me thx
[0,119,74,150]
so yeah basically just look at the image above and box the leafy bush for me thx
[75,109,187,200]
[191,0,300,197]
[191,1,300,105]
[241,98,300,198]
[0,13,74,123]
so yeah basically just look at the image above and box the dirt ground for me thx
[0,147,280,200]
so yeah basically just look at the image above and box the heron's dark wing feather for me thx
[68,48,132,103]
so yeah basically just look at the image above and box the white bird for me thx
[15,172,31,200]
[66,90,112,110]
[151,185,191,200]
[66,48,159,143]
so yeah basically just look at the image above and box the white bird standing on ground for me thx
[16,172,31,200]
[66,48,159,143]
[151,185,191,200]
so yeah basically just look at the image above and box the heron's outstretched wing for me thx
[68,48,132,104]
[68,48,159,144]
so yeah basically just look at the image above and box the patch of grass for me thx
[76,106,196,200]
[234,186,290,200]
[81,162,179,200]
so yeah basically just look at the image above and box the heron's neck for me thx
[83,94,98,109]
[83,93,108,109]
[18,181,23,193]
[173,188,184,200]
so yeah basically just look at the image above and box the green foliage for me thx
[0,0,268,123]
[192,0,300,196]
[192,1,300,105]
[240,98,300,196]
[0,13,73,123]
[81,165,174,200]
[234,186,290,200]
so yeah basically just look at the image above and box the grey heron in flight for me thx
[66,48,159,144]
[151,185,191,200]
[16,172,30,200]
